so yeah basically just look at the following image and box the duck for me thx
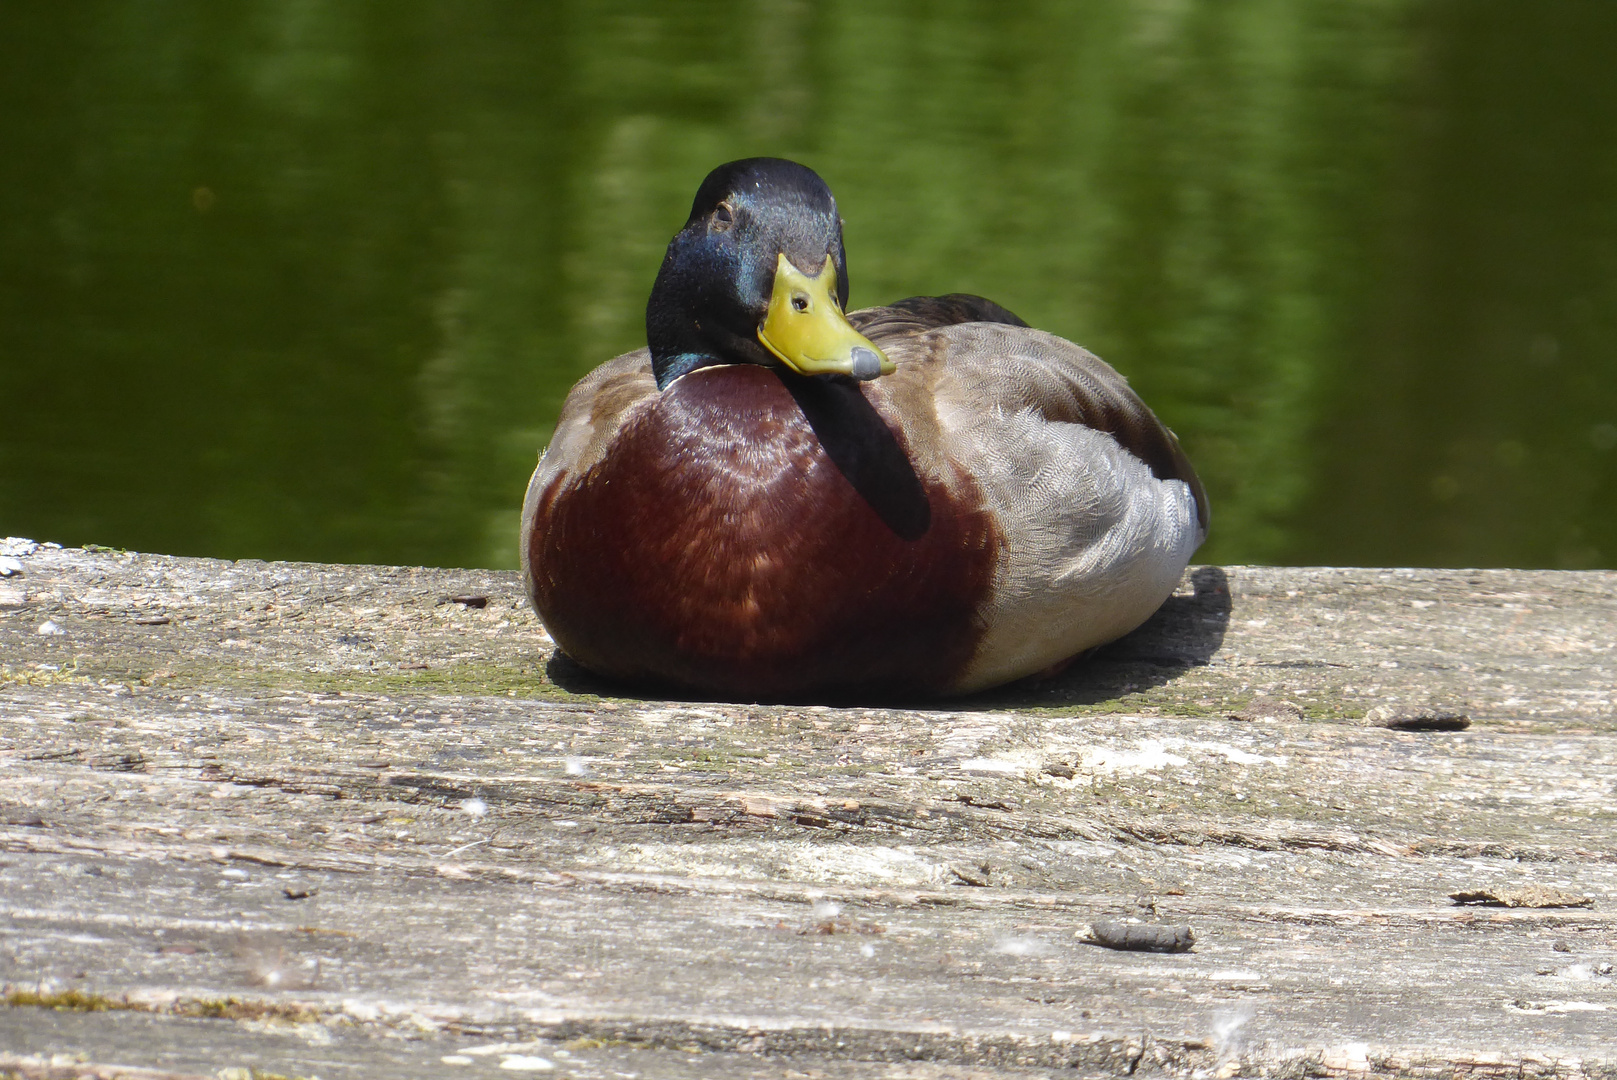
[521,158,1207,701]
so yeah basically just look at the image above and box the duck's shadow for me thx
[543,566,1231,710]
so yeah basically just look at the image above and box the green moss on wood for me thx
[3,988,124,1012]
[2,987,320,1027]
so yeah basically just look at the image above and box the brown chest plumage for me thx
[527,365,999,700]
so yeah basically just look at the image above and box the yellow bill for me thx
[757,253,894,380]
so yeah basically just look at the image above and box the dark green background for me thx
[4,1,1615,570]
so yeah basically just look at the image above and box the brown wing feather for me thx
[969,335,1208,535]
[849,293,1028,338]
[854,303,1208,536]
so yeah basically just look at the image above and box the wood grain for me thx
[1,547,1613,1078]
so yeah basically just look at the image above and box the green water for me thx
[3,2,1615,570]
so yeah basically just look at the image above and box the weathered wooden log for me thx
[1,543,1613,1078]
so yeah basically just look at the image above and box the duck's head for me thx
[646,158,895,390]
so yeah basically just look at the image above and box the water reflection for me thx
[1,1,1613,569]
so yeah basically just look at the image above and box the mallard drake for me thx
[522,158,1206,700]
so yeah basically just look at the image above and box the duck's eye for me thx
[791,293,810,313]
[711,202,734,232]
